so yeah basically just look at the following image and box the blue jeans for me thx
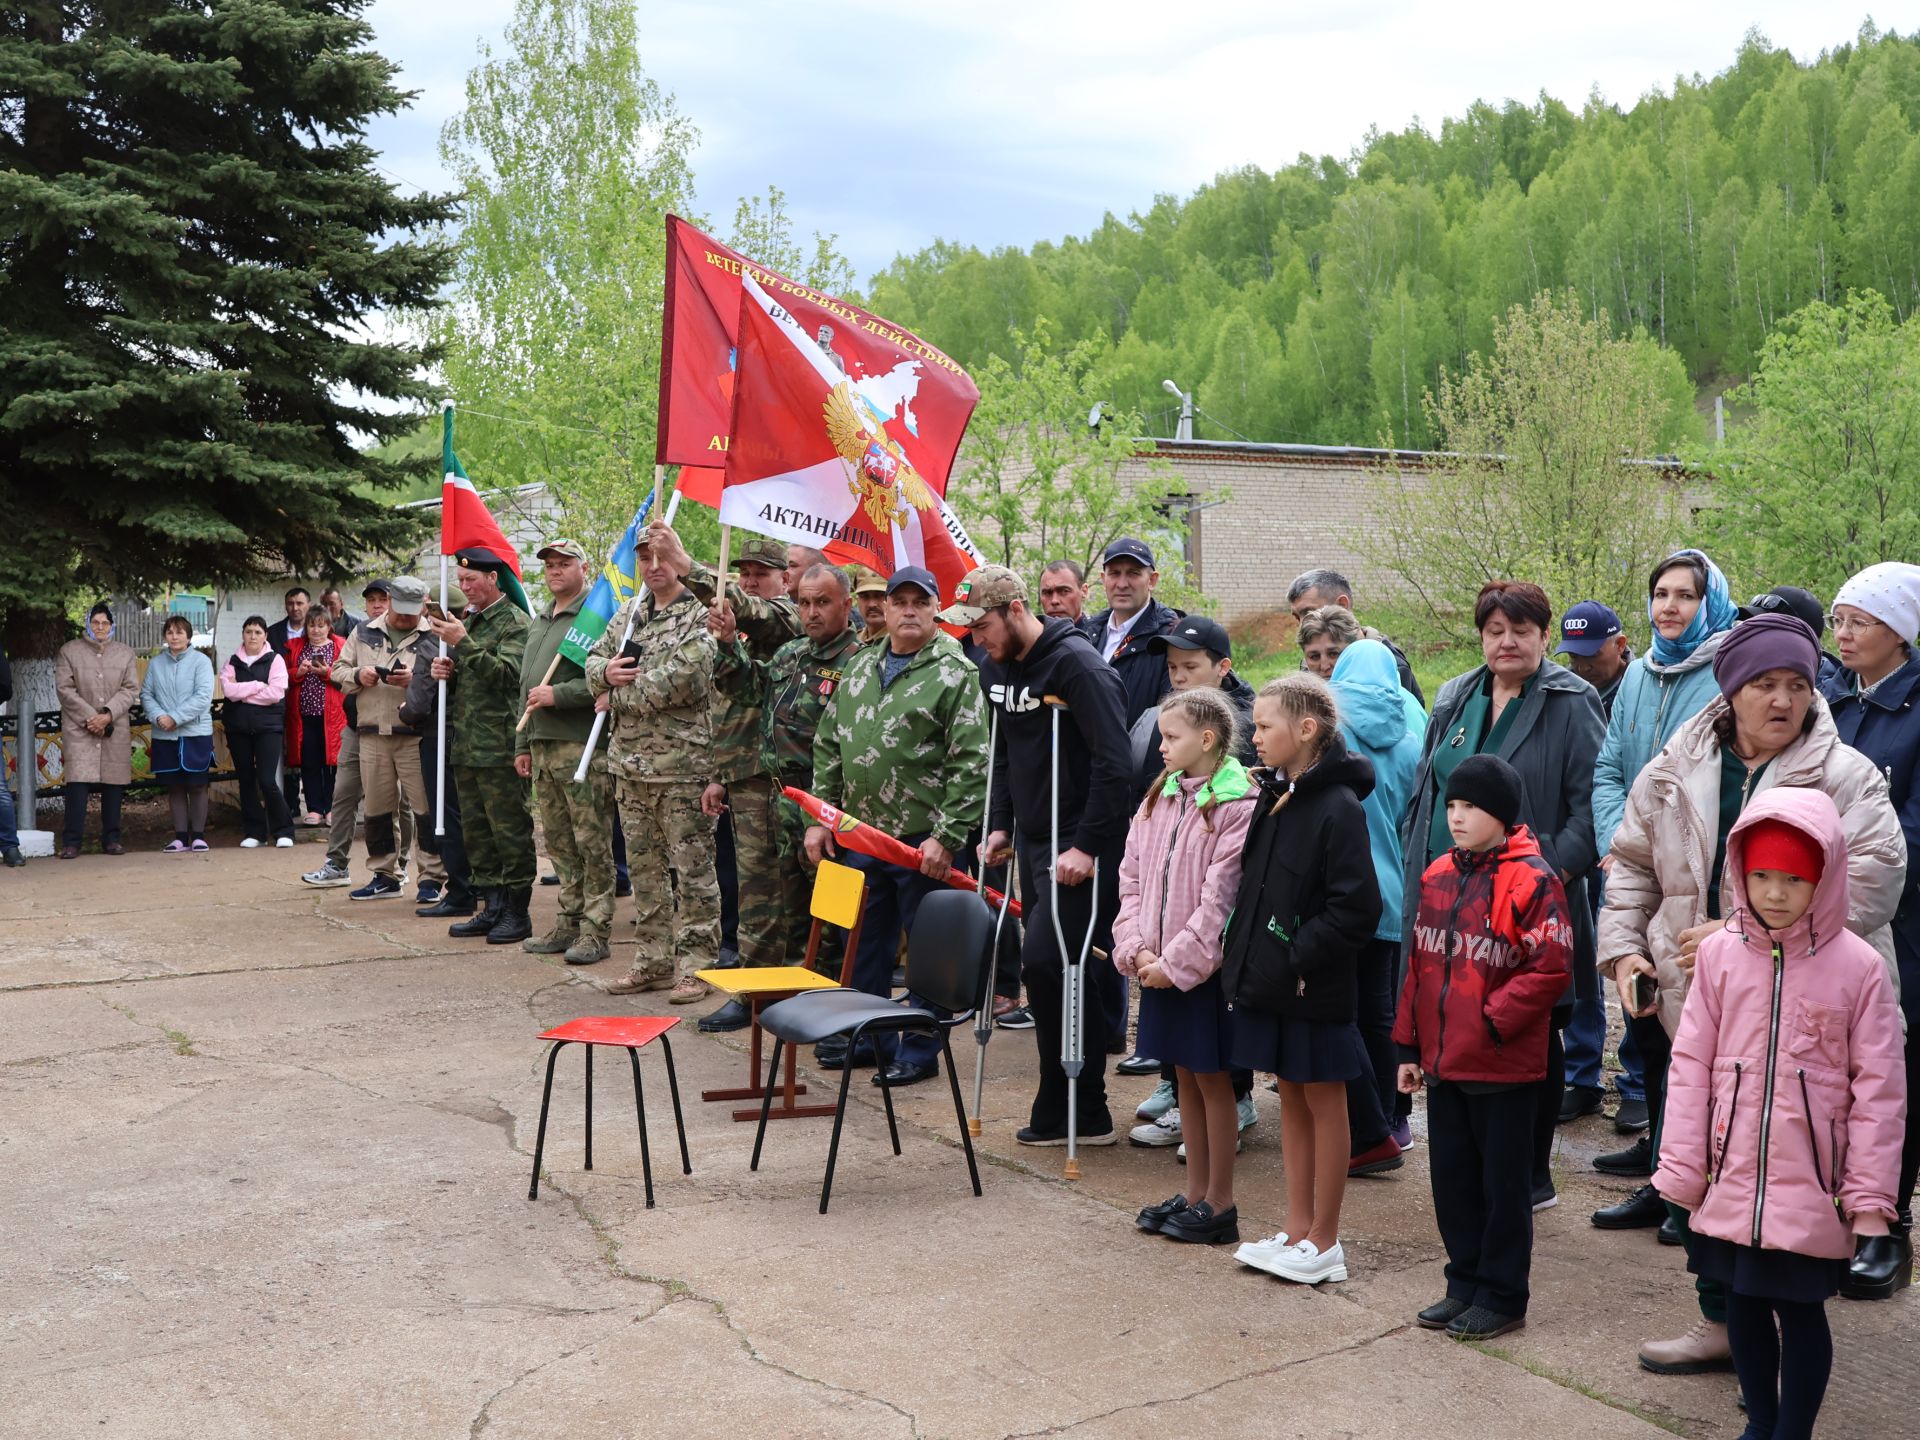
[1576,868,1645,1099]
[0,772,17,850]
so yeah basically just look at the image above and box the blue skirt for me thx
[1689,1234,1843,1304]
[1231,1009,1368,1084]
[149,734,215,780]
[1135,972,1234,1074]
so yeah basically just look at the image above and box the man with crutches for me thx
[943,566,1133,1154]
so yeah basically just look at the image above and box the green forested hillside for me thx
[866,23,1920,450]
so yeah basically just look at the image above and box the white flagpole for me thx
[436,552,449,836]
[664,487,682,527]
[573,602,636,785]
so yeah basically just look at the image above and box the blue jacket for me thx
[1823,655,1920,975]
[141,647,215,739]
[1592,633,1727,857]
[1331,640,1426,942]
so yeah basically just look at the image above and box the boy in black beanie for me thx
[1392,752,1571,1341]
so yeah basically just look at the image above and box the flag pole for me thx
[570,474,661,784]
[436,400,455,836]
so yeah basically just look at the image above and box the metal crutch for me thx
[969,710,1016,1138]
[1047,695,1099,1181]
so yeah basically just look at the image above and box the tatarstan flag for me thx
[440,404,530,614]
[719,273,981,604]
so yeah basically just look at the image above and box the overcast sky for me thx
[363,4,1905,284]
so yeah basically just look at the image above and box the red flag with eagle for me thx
[719,272,982,602]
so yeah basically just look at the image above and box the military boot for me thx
[563,935,609,966]
[522,922,580,955]
[448,888,499,938]
[487,886,534,945]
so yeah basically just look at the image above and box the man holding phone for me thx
[332,576,443,901]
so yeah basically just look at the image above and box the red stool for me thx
[528,1016,691,1208]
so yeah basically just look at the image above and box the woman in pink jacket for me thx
[1112,686,1257,1246]
[1655,788,1905,1440]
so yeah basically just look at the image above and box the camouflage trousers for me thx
[451,763,535,890]
[529,739,616,942]
[730,773,812,967]
[618,777,720,982]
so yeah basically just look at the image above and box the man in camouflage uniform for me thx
[806,565,988,1084]
[428,549,535,944]
[515,538,616,967]
[849,565,889,646]
[586,529,719,1001]
[642,524,801,1032]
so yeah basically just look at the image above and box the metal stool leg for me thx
[819,1044,857,1214]
[750,1037,783,1171]
[659,1035,691,1175]
[943,1032,982,1197]
[583,1042,594,1172]
[528,1040,566,1200]
[627,1047,655,1210]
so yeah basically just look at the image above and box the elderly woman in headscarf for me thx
[1600,612,1905,1376]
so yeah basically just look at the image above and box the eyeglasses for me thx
[1826,612,1885,635]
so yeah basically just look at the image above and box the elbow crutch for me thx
[1047,695,1098,1181]
[969,710,1015,1138]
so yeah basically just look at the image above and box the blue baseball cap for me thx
[885,565,938,598]
[1101,537,1156,570]
[1557,601,1623,656]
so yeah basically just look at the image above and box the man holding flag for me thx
[428,550,534,944]
[515,538,616,967]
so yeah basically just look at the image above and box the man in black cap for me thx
[1086,538,1181,724]
[1745,586,1844,690]
[428,549,535,943]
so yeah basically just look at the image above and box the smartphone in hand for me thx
[1634,972,1658,1013]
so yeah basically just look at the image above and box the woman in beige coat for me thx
[1598,614,1906,1377]
[55,603,140,858]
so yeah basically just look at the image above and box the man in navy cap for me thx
[1086,537,1181,726]
[1556,601,1630,717]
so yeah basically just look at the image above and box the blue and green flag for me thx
[558,493,655,666]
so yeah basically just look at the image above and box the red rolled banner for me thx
[783,786,1022,920]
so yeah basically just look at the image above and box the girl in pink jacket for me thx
[1654,788,1905,1440]
[1111,686,1257,1246]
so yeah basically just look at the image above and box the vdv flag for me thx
[558,493,654,667]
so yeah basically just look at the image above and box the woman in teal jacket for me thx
[1330,639,1426,1156]
[141,616,216,852]
[1592,550,1738,858]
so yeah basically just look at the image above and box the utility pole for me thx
[1161,378,1194,441]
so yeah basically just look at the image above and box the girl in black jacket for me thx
[1223,674,1382,1285]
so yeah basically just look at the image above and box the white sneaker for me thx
[274,837,294,849]
[1136,1077,1178,1121]
[1129,1108,1182,1147]
[1233,1231,1293,1269]
[1266,1239,1349,1284]
[239,838,262,849]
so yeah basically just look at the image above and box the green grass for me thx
[1229,604,1480,702]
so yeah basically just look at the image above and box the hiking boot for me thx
[668,975,710,1005]
[1638,1320,1734,1374]
[522,924,580,955]
[562,936,609,967]
[599,969,674,996]
[486,886,533,945]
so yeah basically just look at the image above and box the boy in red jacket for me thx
[1394,754,1571,1341]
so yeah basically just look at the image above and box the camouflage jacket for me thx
[685,559,800,785]
[719,625,860,790]
[813,633,988,855]
[446,598,530,768]
[585,588,716,783]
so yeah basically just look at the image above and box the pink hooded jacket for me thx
[1653,788,1907,1260]
[1111,761,1257,992]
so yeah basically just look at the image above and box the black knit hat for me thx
[1444,754,1524,829]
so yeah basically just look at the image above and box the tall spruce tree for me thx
[0,1,457,652]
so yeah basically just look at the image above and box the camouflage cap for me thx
[848,563,888,596]
[536,537,589,562]
[937,565,1025,625]
[735,534,786,570]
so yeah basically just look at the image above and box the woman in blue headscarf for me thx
[1329,639,1426,1164]
[1592,549,1740,861]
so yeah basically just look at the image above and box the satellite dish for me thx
[1087,403,1105,431]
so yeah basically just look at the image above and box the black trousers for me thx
[1896,942,1919,1217]
[1017,837,1118,1132]
[1428,1080,1536,1316]
[418,734,471,904]
[299,724,334,817]
[1345,936,1399,1149]
[715,808,739,948]
[229,729,293,841]
[1531,1001,1572,1189]
[62,783,124,846]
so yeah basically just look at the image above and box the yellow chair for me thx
[694,860,866,1122]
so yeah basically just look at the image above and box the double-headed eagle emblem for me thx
[824,380,935,535]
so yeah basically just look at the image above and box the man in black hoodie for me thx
[945,566,1133,1145]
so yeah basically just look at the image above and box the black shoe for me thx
[1657,1214,1683,1246]
[1594,1135,1654,1176]
[1418,1297,1470,1330]
[698,999,753,1033]
[1592,1183,1667,1230]
[614,874,632,898]
[1613,1096,1650,1132]
[1015,1121,1118,1147]
[872,1059,938,1087]
[540,873,560,886]
[348,874,405,902]
[420,892,475,918]
[1446,1305,1525,1341]
[2,846,23,868]
[486,886,533,944]
[448,889,499,938]
[1841,1221,1913,1300]
[710,943,742,971]
[814,1037,878,1070]
[1116,1052,1161,1076]
[1160,1201,1240,1245]
[1135,1193,1189,1234]
[995,1005,1035,1030]
[1558,1084,1605,1123]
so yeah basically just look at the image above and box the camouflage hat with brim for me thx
[848,563,888,596]
[735,535,786,570]
[536,537,589,562]
[937,565,1025,625]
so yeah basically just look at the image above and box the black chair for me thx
[750,889,991,1212]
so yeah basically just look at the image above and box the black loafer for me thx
[1135,1193,1189,1233]
[1446,1305,1525,1341]
[1592,1183,1667,1230]
[1657,1214,1683,1246]
[1418,1297,1470,1329]
[815,1037,878,1070]
[1558,1085,1605,1123]
[698,999,753,1033]
[1594,1135,1654,1175]
[1115,1052,1161,1076]
[872,1059,938,1087]
[1160,1201,1240,1245]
